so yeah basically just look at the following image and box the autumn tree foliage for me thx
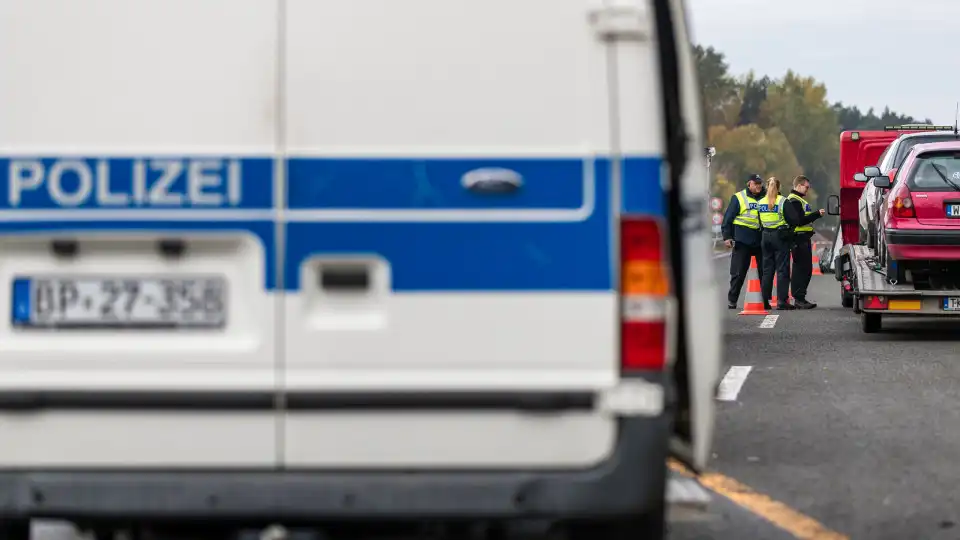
[694,45,928,213]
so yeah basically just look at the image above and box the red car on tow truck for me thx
[830,138,960,333]
[877,140,960,284]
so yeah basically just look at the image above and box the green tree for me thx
[833,103,931,131]
[694,42,932,221]
[736,72,770,126]
[757,71,839,205]
[693,45,741,127]
[708,123,803,197]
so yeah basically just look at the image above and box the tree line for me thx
[696,44,930,215]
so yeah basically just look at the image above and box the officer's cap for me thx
[746,174,763,184]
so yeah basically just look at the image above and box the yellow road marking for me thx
[668,459,848,540]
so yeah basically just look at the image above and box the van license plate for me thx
[12,276,227,328]
[947,204,960,217]
[943,297,960,311]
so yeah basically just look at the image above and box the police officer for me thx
[722,174,765,309]
[784,175,825,309]
[758,177,793,310]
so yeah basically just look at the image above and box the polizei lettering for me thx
[7,158,243,208]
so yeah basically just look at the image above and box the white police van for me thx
[0,0,720,538]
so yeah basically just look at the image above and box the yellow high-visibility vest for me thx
[787,192,815,233]
[758,195,787,229]
[733,190,761,230]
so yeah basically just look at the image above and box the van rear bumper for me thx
[0,414,670,523]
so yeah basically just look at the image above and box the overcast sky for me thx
[686,0,957,124]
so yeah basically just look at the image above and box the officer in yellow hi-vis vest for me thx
[758,177,794,310]
[721,174,765,309]
[784,175,825,309]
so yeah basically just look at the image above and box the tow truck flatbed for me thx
[841,244,960,332]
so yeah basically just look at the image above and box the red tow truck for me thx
[836,129,901,245]
[829,125,960,333]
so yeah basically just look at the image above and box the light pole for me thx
[705,147,719,245]
[704,146,716,185]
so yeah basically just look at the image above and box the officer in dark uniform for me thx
[721,174,765,309]
[783,175,825,309]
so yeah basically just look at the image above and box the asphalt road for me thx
[670,251,960,539]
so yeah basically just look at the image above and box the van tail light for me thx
[892,195,915,218]
[620,217,670,372]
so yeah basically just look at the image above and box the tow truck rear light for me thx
[892,195,915,218]
[863,295,888,310]
[620,217,669,372]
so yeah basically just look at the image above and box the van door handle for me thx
[319,266,370,291]
[461,168,523,194]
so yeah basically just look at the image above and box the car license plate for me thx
[944,297,960,311]
[947,204,960,217]
[12,276,227,328]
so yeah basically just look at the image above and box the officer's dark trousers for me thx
[791,236,813,301]
[728,242,764,304]
[761,230,791,305]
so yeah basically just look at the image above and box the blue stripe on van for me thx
[0,158,273,210]
[287,157,586,210]
[285,158,625,292]
[620,156,665,216]
[0,155,665,292]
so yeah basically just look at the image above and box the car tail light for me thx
[892,195,915,218]
[620,217,670,372]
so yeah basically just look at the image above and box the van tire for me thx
[563,506,665,540]
[0,520,30,540]
[841,288,853,308]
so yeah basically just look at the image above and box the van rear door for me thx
[0,0,279,467]
[279,0,628,468]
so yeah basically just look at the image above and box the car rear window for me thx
[906,151,960,192]
[895,134,960,166]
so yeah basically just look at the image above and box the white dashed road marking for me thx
[716,365,753,402]
[759,314,779,329]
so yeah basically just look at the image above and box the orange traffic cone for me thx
[749,254,795,307]
[740,263,768,315]
[812,247,822,276]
